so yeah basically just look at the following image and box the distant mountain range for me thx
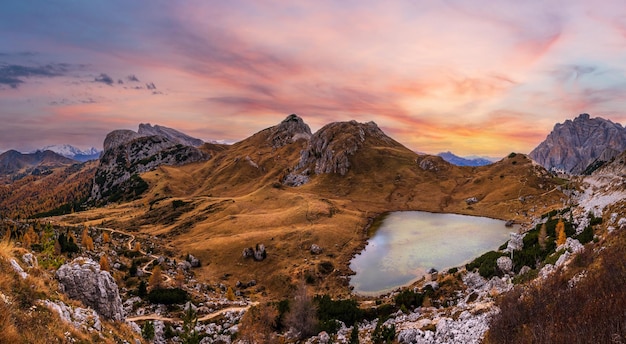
[0,149,77,175]
[436,152,496,166]
[34,144,101,162]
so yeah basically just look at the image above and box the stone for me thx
[187,254,201,267]
[41,299,102,332]
[10,259,27,279]
[465,197,478,205]
[21,253,37,268]
[55,257,124,321]
[496,256,513,273]
[310,244,323,255]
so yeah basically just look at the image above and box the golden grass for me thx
[50,134,565,301]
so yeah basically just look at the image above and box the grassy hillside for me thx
[50,122,564,300]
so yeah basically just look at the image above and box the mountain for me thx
[437,151,494,166]
[138,123,204,147]
[38,144,101,162]
[90,126,209,203]
[0,150,76,176]
[529,113,626,174]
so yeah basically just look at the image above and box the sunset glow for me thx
[2,1,626,156]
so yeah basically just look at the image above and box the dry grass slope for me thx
[50,122,565,300]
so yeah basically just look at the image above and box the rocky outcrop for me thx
[55,258,124,321]
[103,129,144,151]
[41,299,103,332]
[91,126,209,202]
[267,114,312,148]
[529,114,626,174]
[283,120,395,185]
[138,123,204,147]
[242,244,266,261]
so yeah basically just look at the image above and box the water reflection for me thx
[350,211,515,295]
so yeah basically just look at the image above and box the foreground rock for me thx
[55,257,124,321]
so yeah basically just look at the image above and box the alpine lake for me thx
[349,211,518,295]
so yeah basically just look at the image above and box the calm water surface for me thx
[350,211,515,295]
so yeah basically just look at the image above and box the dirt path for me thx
[126,302,258,323]
[97,227,172,283]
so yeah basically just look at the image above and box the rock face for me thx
[267,114,312,148]
[55,258,124,321]
[529,114,626,174]
[283,120,395,185]
[138,123,204,147]
[91,125,209,202]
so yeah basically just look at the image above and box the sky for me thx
[2,1,626,157]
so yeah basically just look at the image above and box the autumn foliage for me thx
[99,255,110,271]
[556,218,566,246]
[486,232,626,343]
[149,265,162,290]
[81,228,94,251]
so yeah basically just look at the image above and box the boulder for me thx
[465,197,478,205]
[10,259,27,279]
[496,256,513,274]
[55,257,124,321]
[187,254,201,267]
[21,253,37,268]
[310,244,323,255]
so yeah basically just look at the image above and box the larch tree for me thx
[556,218,567,246]
[149,265,163,290]
[81,228,94,251]
[99,255,110,271]
[226,287,235,301]
[102,231,111,244]
[538,223,547,250]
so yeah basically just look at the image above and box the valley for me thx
[1,114,625,343]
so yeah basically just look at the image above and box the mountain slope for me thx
[53,115,564,300]
[529,113,626,174]
[0,161,97,218]
[0,150,76,175]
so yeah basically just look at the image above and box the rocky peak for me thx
[55,258,124,321]
[283,120,394,185]
[103,129,144,151]
[138,123,204,147]
[92,125,209,203]
[529,114,626,174]
[268,114,312,148]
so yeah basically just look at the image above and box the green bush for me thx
[147,288,189,305]
[576,226,594,244]
[394,289,423,310]
[466,251,506,278]
[316,295,362,330]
